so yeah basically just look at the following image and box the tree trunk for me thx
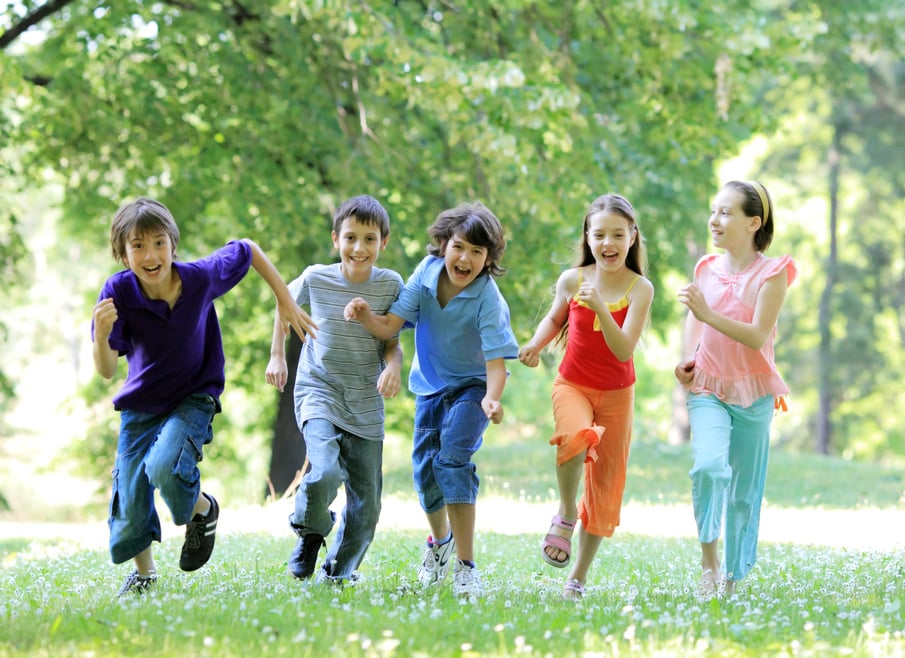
[266,330,307,499]
[816,126,842,455]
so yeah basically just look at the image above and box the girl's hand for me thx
[518,344,541,368]
[677,283,712,323]
[93,298,118,340]
[344,297,371,321]
[482,397,504,424]
[674,360,695,386]
[577,282,605,313]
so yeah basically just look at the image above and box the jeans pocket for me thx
[108,467,121,520]
[173,433,205,486]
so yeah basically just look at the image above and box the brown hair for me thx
[332,195,391,238]
[723,180,774,252]
[110,197,180,264]
[427,201,507,277]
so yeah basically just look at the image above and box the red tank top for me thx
[558,271,637,390]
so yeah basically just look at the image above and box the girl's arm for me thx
[679,273,789,350]
[344,297,407,340]
[482,357,508,424]
[243,239,318,341]
[92,297,119,379]
[518,269,575,367]
[376,339,403,398]
[585,277,655,362]
[675,309,704,385]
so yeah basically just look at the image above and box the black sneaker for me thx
[179,493,219,572]
[117,569,157,597]
[288,533,325,580]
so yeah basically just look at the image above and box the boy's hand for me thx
[518,344,540,368]
[376,364,401,398]
[278,299,318,341]
[93,298,118,340]
[344,297,371,321]
[482,397,504,424]
[265,356,289,392]
[674,360,695,385]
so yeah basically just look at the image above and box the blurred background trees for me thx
[1,0,902,507]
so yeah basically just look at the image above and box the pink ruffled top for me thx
[687,253,797,408]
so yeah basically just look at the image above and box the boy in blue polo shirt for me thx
[92,197,316,596]
[344,201,518,600]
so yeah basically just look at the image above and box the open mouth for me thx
[453,265,472,277]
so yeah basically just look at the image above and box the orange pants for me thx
[550,375,634,537]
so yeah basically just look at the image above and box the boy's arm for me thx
[376,339,403,398]
[344,297,406,340]
[243,238,318,341]
[482,357,508,424]
[92,298,119,379]
[265,310,290,392]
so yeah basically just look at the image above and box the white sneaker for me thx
[452,560,484,599]
[417,535,456,587]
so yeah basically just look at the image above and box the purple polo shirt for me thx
[93,240,253,415]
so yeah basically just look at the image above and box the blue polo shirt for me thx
[389,256,519,396]
[93,240,252,415]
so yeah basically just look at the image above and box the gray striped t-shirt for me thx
[289,263,403,441]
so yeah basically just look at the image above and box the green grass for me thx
[2,438,904,657]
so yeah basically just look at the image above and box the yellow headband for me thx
[746,180,770,224]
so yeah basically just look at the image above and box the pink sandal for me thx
[541,514,576,568]
[562,578,585,600]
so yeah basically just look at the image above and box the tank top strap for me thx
[572,267,584,301]
[624,275,640,296]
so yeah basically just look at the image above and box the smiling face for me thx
[442,232,489,291]
[709,186,760,252]
[124,229,176,294]
[585,211,636,272]
[332,215,387,282]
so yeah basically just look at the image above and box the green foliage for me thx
[2,0,905,487]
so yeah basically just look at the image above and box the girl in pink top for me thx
[675,180,797,600]
[520,194,654,600]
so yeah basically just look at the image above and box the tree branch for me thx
[0,0,78,50]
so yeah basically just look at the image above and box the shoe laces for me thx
[183,519,206,550]
[118,569,156,597]
[455,563,478,585]
[301,535,324,560]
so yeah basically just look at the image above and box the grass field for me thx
[1,437,903,657]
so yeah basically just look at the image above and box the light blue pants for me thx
[291,418,383,580]
[688,393,774,581]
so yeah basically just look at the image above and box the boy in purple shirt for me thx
[92,197,316,596]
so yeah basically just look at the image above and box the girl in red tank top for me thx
[519,193,654,600]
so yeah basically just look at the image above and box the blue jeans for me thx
[109,394,216,564]
[290,418,383,579]
[688,393,774,581]
[412,382,489,512]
